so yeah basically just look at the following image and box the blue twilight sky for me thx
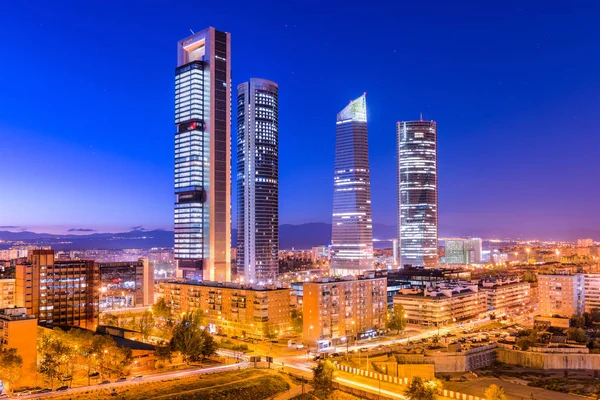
[1,0,599,240]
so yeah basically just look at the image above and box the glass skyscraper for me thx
[396,119,438,266]
[330,94,373,274]
[236,79,279,283]
[174,27,231,282]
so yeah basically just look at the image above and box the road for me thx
[20,353,248,399]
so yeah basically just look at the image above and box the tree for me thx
[388,304,408,335]
[405,377,443,400]
[484,384,507,400]
[566,327,589,343]
[591,308,600,323]
[522,271,537,283]
[135,310,155,341]
[170,311,205,364]
[570,314,585,328]
[38,328,74,389]
[313,360,335,392]
[199,329,218,360]
[263,323,277,341]
[516,329,537,351]
[100,313,119,327]
[153,297,173,321]
[291,308,303,335]
[0,348,23,394]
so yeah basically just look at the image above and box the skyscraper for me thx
[174,27,231,282]
[397,119,438,266]
[330,94,373,274]
[236,79,279,283]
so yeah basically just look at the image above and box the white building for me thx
[584,274,600,313]
[480,276,530,314]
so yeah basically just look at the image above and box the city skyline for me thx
[1,1,599,240]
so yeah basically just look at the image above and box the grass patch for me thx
[49,369,288,400]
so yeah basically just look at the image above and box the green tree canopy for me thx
[153,297,173,321]
[388,303,408,334]
[0,348,23,394]
[567,327,589,343]
[313,360,335,392]
[170,311,212,364]
[405,377,443,400]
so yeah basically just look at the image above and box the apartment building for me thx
[584,274,600,313]
[0,307,37,382]
[0,278,15,308]
[16,250,99,329]
[394,282,486,327]
[158,281,291,339]
[538,273,585,317]
[480,276,531,314]
[303,275,387,348]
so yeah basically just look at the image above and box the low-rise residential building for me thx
[158,281,291,339]
[480,276,531,314]
[538,272,585,317]
[0,278,15,308]
[302,275,387,349]
[394,282,486,326]
[0,307,38,382]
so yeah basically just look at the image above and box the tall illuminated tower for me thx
[330,94,373,275]
[397,119,438,267]
[174,27,231,282]
[236,79,279,283]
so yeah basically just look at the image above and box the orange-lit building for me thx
[0,307,37,385]
[303,275,387,349]
[0,278,15,308]
[158,281,291,339]
[16,250,99,329]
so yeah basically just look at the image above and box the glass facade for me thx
[174,27,231,282]
[330,94,373,274]
[236,79,279,283]
[396,120,438,266]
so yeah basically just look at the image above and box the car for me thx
[116,377,127,382]
[359,347,369,352]
[0,394,10,399]
[56,386,69,391]
[39,388,52,394]
[132,376,144,381]
[89,372,100,377]
[100,380,111,385]
[61,375,72,381]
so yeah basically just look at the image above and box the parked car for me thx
[116,377,127,383]
[132,375,144,381]
[89,372,100,377]
[39,388,52,394]
[56,386,69,391]
[100,380,110,385]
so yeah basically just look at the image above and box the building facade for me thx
[584,274,600,313]
[157,281,291,339]
[330,94,373,274]
[394,283,486,326]
[99,258,154,311]
[303,275,387,348]
[445,239,467,264]
[397,120,438,267]
[0,308,37,384]
[480,277,531,314]
[538,273,585,317]
[236,79,279,283]
[0,278,15,309]
[16,250,99,329]
[174,27,232,282]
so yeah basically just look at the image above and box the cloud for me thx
[131,225,147,231]
[0,226,20,229]
[68,228,97,232]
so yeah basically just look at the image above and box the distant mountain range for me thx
[0,223,397,250]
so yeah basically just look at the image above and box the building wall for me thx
[497,346,600,370]
[538,274,585,317]
[158,281,291,338]
[585,274,600,313]
[303,277,387,345]
[0,278,15,308]
[0,310,38,384]
[481,281,531,313]
[394,287,486,326]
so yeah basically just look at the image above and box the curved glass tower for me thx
[396,119,438,267]
[174,27,231,282]
[330,94,373,275]
[236,79,279,283]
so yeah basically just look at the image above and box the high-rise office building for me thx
[465,238,483,263]
[236,79,279,283]
[445,239,467,264]
[174,27,232,282]
[397,119,438,267]
[330,94,373,274]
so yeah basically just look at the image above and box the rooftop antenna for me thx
[420,112,423,121]
[189,28,195,35]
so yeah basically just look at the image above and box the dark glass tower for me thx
[397,119,438,266]
[174,27,231,282]
[236,79,279,283]
[330,94,373,274]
